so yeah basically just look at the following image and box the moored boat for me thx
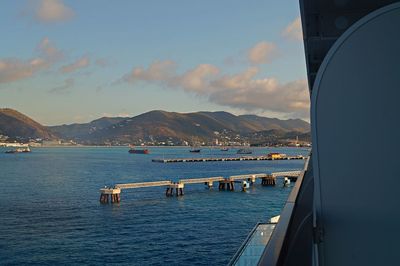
[267,152,286,159]
[21,147,31,153]
[237,148,252,154]
[5,147,31,154]
[128,147,150,154]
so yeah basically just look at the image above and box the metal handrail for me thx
[257,157,310,265]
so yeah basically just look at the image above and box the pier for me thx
[151,155,305,163]
[99,170,302,204]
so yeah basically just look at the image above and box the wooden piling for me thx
[109,193,120,203]
[230,181,235,191]
[261,175,276,186]
[166,187,174,197]
[99,187,121,204]
[166,183,184,197]
[100,193,109,204]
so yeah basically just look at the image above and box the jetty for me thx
[99,170,302,204]
[152,155,305,163]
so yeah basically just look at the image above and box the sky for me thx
[0,0,309,125]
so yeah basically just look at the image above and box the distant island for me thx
[0,108,311,147]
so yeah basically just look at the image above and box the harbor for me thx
[99,170,302,203]
[1,146,308,265]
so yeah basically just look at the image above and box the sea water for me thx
[0,147,309,265]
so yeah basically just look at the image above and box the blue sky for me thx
[0,0,308,125]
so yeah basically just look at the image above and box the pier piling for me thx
[261,175,276,186]
[219,180,235,191]
[205,181,213,189]
[99,187,121,204]
[99,193,109,204]
[166,187,173,196]
[248,175,256,185]
[167,183,184,197]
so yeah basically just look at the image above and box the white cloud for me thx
[60,56,90,73]
[247,41,277,64]
[210,69,309,117]
[122,61,310,118]
[282,17,303,41]
[0,58,45,83]
[177,64,220,93]
[123,61,220,93]
[123,60,177,84]
[0,37,62,83]
[33,0,75,23]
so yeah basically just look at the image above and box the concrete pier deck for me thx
[152,155,306,163]
[115,180,172,189]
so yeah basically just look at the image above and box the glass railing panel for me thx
[231,223,276,266]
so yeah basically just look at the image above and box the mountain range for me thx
[0,108,56,140]
[0,108,310,145]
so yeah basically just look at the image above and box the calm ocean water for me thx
[0,146,308,265]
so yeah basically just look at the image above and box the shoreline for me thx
[19,145,311,149]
